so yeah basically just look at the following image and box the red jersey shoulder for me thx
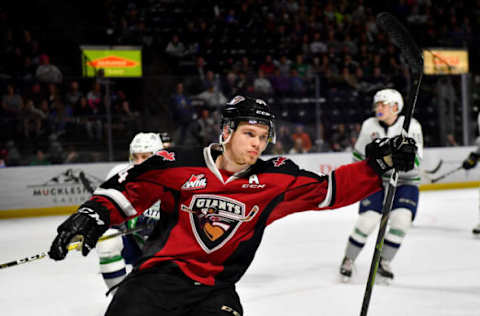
[155,149,175,161]
[259,156,300,175]
[146,146,205,169]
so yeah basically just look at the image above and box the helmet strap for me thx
[219,123,234,150]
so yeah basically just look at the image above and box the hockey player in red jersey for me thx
[49,95,417,316]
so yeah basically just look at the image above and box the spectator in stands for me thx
[0,147,7,167]
[65,81,83,107]
[310,32,328,55]
[367,66,389,92]
[202,70,221,92]
[270,141,286,155]
[195,83,227,110]
[222,71,238,99]
[35,54,63,84]
[194,107,217,147]
[5,140,21,166]
[49,100,74,137]
[21,98,46,138]
[47,133,65,164]
[170,83,194,145]
[165,34,186,58]
[289,69,306,96]
[86,82,103,115]
[117,99,140,138]
[277,125,293,152]
[75,96,102,141]
[289,137,308,154]
[2,84,23,140]
[20,56,36,83]
[64,145,80,164]
[235,56,255,80]
[259,55,276,76]
[274,55,292,76]
[253,69,273,97]
[330,123,353,152]
[233,72,251,97]
[293,54,310,79]
[270,68,290,98]
[30,147,50,165]
[291,124,312,153]
[26,83,45,106]
[47,83,61,108]
[185,56,208,94]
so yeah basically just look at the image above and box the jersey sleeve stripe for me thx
[318,171,335,208]
[353,151,364,161]
[93,188,137,217]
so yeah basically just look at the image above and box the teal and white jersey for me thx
[106,163,131,181]
[353,115,424,185]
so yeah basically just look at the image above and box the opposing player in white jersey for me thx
[461,112,480,234]
[339,88,423,282]
[97,132,169,294]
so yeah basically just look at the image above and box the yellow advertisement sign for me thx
[81,46,142,78]
[423,49,469,75]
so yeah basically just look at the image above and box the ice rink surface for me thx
[1,188,480,316]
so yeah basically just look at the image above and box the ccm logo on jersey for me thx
[242,174,265,189]
[156,150,175,161]
[182,174,207,190]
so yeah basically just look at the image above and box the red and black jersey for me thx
[86,144,382,286]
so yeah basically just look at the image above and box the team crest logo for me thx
[182,174,207,190]
[273,157,287,167]
[156,150,175,161]
[227,95,245,105]
[370,132,380,140]
[181,195,259,253]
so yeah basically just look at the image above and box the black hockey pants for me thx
[105,262,243,316]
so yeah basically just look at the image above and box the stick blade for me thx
[376,12,423,73]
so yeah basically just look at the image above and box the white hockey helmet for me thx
[129,132,163,162]
[373,89,404,114]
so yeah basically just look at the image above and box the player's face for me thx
[374,101,397,123]
[227,122,269,166]
[131,152,153,165]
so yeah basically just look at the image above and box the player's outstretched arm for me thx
[366,135,417,175]
[49,205,110,260]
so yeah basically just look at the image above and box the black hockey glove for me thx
[366,136,417,176]
[462,152,479,170]
[390,135,417,172]
[49,207,110,260]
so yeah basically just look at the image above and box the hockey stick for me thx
[360,12,424,316]
[0,226,144,270]
[430,166,463,183]
[79,171,95,194]
[423,159,443,174]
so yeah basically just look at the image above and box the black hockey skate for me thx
[339,256,353,282]
[377,258,394,283]
[472,224,480,235]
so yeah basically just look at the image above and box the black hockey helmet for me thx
[221,95,276,144]
[159,132,172,144]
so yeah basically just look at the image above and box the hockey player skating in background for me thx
[339,88,424,282]
[97,132,170,294]
[49,95,417,316]
[461,112,480,234]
